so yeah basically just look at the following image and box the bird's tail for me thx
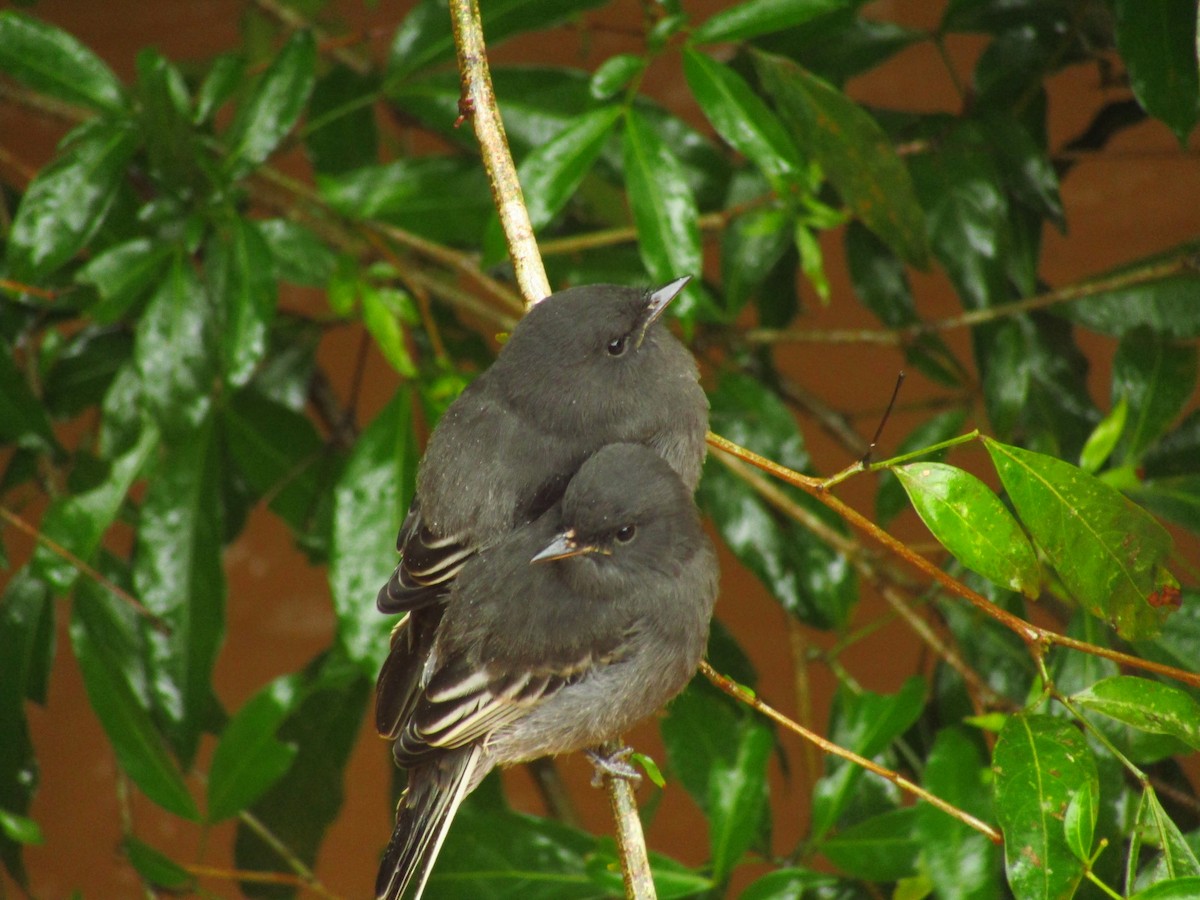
[376,745,483,900]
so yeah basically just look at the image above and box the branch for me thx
[449,0,549,306]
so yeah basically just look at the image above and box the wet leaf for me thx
[1112,0,1199,143]
[0,12,125,112]
[225,29,316,171]
[123,837,194,891]
[822,807,920,881]
[1072,676,1200,752]
[709,717,773,882]
[693,0,847,45]
[76,237,173,324]
[208,218,277,388]
[1112,331,1197,465]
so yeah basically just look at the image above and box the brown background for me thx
[2,0,1198,897]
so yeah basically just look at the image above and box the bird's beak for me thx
[531,529,604,563]
[636,275,691,346]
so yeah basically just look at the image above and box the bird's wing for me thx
[390,640,625,768]
[375,610,442,739]
[376,499,474,614]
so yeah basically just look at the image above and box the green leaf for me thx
[386,0,609,82]
[708,717,773,883]
[305,65,379,175]
[1133,476,1200,533]
[1072,676,1200,752]
[257,218,337,288]
[319,158,492,246]
[234,651,369,892]
[908,122,1008,308]
[329,390,417,673]
[661,682,744,811]
[1132,878,1200,900]
[623,108,704,319]
[6,118,138,281]
[692,0,848,45]
[1063,775,1098,863]
[0,809,41,847]
[1062,248,1200,339]
[822,806,920,881]
[919,727,1000,900]
[70,595,200,821]
[31,424,158,592]
[207,676,301,821]
[753,8,922,86]
[0,12,125,112]
[225,29,316,170]
[812,677,926,837]
[518,104,621,232]
[208,218,277,388]
[194,52,245,124]
[43,328,134,420]
[698,373,857,630]
[1112,0,1200,143]
[753,50,930,268]
[894,462,1040,597]
[134,255,217,437]
[993,713,1096,900]
[122,837,194,891]
[133,416,226,764]
[683,50,802,186]
[76,237,174,324]
[361,284,417,377]
[589,53,645,100]
[0,349,56,453]
[1079,398,1129,474]
[1135,789,1200,880]
[984,438,1178,640]
[1112,331,1198,465]
[740,868,848,899]
[875,409,968,525]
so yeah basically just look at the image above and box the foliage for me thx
[2,1,1199,898]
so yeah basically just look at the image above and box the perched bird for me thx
[375,277,708,736]
[375,444,719,900]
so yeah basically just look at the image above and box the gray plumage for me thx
[375,444,719,900]
[374,278,708,741]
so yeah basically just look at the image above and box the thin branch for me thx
[237,811,339,900]
[597,740,655,900]
[449,0,549,305]
[0,506,171,634]
[701,661,1003,844]
[705,431,1200,691]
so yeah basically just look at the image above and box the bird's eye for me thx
[606,335,628,357]
[615,524,637,544]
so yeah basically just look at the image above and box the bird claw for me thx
[585,746,641,788]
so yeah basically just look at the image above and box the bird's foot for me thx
[585,745,641,788]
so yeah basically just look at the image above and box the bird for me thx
[374,277,708,738]
[374,443,719,900]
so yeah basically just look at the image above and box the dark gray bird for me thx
[375,443,719,900]
[375,277,708,735]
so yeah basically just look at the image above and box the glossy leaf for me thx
[661,682,744,812]
[993,713,1095,900]
[30,425,158,592]
[0,350,56,453]
[209,218,277,388]
[1135,789,1200,881]
[42,328,133,420]
[622,108,703,318]
[708,716,773,883]
[1112,331,1198,464]
[740,868,849,899]
[6,119,138,281]
[692,0,848,45]
[133,416,226,763]
[361,284,417,377]
[821,806,920,881]
[754,50,930,268]
[588,53,644,100]
[753,8,922,85]
[193,52,244,124]
[234,652,369,890]
[386,0,608,82]
[207,676,300,821]
[1063,776,1098,864]
[123,837,194,891]
[70,595,199,821]
[894,462,1040,597]
[698,373,857,630]
[1133,476,1200,533]
[1132,878,1200,900]
[134,256,217,437]
[1063,249,1200,339]
[875,409,967,524]
[919,727,1000,900]
[0,810,41,847]
[305,65,379,175]
[1112,0,1200,143]
[1073,676,1200,752]
[225,29,316,171]
[76,237,173,324]
[683,50,802,185]
[257,219,337,287]
[812,677,926,837]
[0,12,125,112]
[984,438,1178,639]
[518,104,621,232]
[329,389,417,673]
[1079,398,1128,474]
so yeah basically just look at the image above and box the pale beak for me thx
[637,275,691,345]
[531,529,603,563]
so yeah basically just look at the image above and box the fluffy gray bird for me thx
[375,277,708,736]
[375,443,719,900]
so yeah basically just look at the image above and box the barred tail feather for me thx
[375,746,483,900]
